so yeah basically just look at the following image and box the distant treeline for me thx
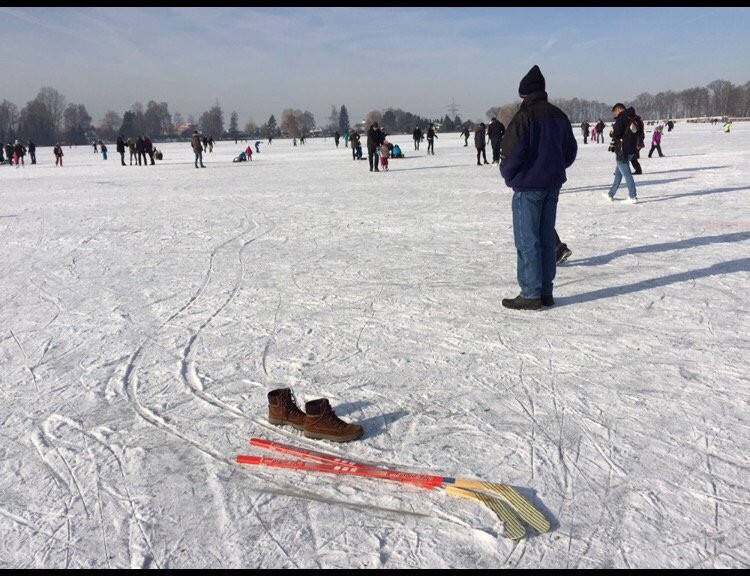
[2,78,748,146]
[487,79,750,126]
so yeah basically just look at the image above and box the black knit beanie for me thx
[519,65,545,98]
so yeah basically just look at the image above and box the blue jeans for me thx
[194,151,204,168]
[511,187,559,298]
[608,155,637,199]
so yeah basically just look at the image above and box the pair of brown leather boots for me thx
[267,388,363,442]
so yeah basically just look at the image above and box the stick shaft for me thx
[249,437,444,488]
[236,454,438,488]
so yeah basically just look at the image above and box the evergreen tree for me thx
[338,104,350,134]
[229,111,239,141]
[119,111,137,138]
[264,114,279,138]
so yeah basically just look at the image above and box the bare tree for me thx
[486,106,501,120]
[708,80,734,116]
[244,120,258,138]
[364,110,382,128]
[280,108,299,137]
[36,86,66,139]
[279,108,315,137]
[497,102,521,127]
[328,105,339,132]
[98,111,122,141]
[0,99,19,142]
[297,110,315,135]
[199,101,224,138]
[18,99,55,144]
[143,101,171,137]
[171,111,184,134]
[63,103,92,144]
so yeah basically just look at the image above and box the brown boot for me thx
[303,398,364,442]
[267,388,305,430]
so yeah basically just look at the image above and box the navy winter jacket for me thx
[500,91,577,190]
[487,119,505,142]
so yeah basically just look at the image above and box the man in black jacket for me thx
[460,125,470,146]
[474,123,489,165]
[366,123,384,172]
[116,135,126,166]
[426,124,437,155]
[412,126,422,150]
[603,103,638,203]
[499,65,578,310]
[487,117,505,164]
[595,119,606,143]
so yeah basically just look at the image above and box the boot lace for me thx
[288,390,305,417]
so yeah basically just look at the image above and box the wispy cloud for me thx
[2,8,749,128]
[0,7,91,41]
[542,37,558,52]
[572,38,604,49]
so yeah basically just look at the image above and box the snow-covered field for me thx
[1,122,748,568]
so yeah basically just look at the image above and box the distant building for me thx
[174,123,193,136]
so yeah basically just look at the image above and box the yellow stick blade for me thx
[454,479,551,533]
[444,485,526,540]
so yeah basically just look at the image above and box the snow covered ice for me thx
[1,122,748,568]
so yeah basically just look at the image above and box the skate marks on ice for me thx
[121,205,277,460]
[19,414,162,568]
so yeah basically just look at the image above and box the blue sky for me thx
[2,7,749,127]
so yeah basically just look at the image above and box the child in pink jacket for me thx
[648,126,664,158]
[379,140,390,171]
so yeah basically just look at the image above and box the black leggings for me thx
[476,147,487,164]
[368,147,378,170]
[648,144,663,157]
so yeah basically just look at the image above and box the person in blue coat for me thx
[499,65,578,310]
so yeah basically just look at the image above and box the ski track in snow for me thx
[0,124,749,567]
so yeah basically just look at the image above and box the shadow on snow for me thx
[568,230,750,267]
[555,257,750,307]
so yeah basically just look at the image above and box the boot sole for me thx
[303,429,364,442]
[267,418,305,431]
